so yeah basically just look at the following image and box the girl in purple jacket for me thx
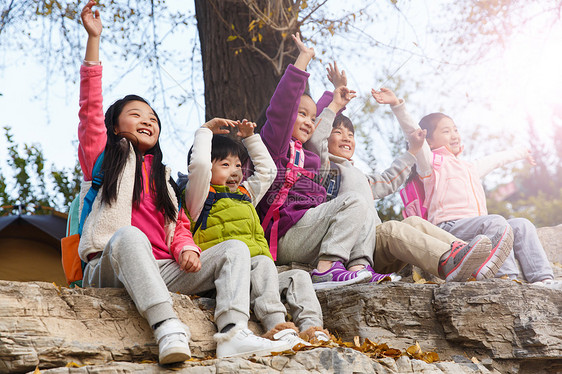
[257,33,377,290]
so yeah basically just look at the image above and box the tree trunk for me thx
[194,0,298,123]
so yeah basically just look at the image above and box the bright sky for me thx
[2,1,562,205]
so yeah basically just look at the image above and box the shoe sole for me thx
[473,226,514,280]
[159,349,191,365]
[312,269,372,290]
[445,236,491,282]
[217,341,294,359]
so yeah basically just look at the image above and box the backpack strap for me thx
[193,186,252,233]
[78,151,105,236]
[261,140,323,260]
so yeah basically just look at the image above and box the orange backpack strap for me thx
[193,185,252,233]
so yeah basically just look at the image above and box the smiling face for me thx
[115,100,160,154]
[426,117,462,155]
[328,124,355,160]
[210,154,243,192]
[291,95,317,143]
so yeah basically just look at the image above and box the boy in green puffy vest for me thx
[184,118,330,346]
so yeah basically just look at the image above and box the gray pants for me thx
[250,256,287,331]
[278,269,323,332]
[83,226,251,331]
[438,215,553,283]
[277,192,375,268]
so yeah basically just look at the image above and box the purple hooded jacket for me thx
[257,64,327,240]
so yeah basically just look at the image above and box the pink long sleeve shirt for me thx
[78,64,199,262]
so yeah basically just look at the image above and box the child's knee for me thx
[508,217,536,234]
[402,215,425,227]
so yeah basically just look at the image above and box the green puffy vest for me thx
[190,185,273,259]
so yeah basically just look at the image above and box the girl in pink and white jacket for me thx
[414,111,558,289]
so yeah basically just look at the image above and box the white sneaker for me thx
[216,328,293,358]
[532,279,562,290]
[154,319,191,364]
[314,331,330,342]
[273,329,311,348]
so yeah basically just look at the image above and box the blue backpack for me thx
[60,152,104,287]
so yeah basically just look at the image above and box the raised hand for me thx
[327,62,347,89]
[236,119,256,139]
[292,32,315,71]
[526,149,537,166]
[202,118,238,135]
[328,86,357,113]
[407,128,427,155]
[371,87,400,106]
[81,0,102,38]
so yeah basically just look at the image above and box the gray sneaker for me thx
[472,226,514,280]
[439,235,491,282]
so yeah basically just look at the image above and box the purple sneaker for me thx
[310,262,372,290]
[365,265,402,283]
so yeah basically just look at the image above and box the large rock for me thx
[0,281,216,373]
[537,224,562,265]
[1,224,561,373]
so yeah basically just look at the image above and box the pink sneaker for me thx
[310,262,372,290]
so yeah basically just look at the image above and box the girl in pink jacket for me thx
[416,112,559,289]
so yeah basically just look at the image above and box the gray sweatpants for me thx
[250,256,287,331]
[277,192,375,268]
[438,215,553,283]
[278,269,323,332]
[83,226,251,331]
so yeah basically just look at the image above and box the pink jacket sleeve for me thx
[78,65,107,181]
[170,208,201,263]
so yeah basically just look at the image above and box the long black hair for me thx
[101,94,177,222]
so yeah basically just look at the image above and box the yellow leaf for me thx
[227,35,238,42]
[412,269,426,284]
[33,367,41,374]
[65,362,82,368]
[281,32,287,38]
[258,33,263,42]
[248,20,257,32]
[231,24,235,30]
[251,36,257,42]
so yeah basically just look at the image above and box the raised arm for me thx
[239,120,277,205]
[373,87,433,178]
[307,86,356,166]
[260,33,312,157]
[368,152,417,199]
[78,0,106,180]
[185,118,237,221]
[472,147,533,178]
[82,0,102,62]
[292,32,315,72]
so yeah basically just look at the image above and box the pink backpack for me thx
[400,153,443,219]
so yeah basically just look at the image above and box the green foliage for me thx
[0,127,80,215]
